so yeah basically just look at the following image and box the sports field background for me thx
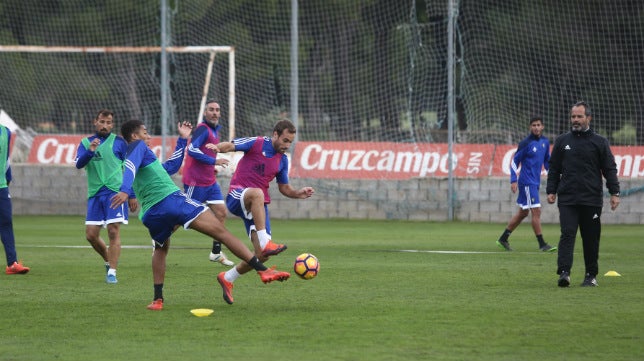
[1,216,643,361]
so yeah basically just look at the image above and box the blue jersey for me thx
[510,134,550,186]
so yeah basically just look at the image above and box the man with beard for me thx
[547,101,620,288]
[75,109,137,284]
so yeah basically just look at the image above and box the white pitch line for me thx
[22,245,206,250]
[399,249,504,254]
[23,245,150,249]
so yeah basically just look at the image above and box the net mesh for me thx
[1,0,643,144]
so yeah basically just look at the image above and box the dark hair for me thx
[206,99,218,105]
[573,101,592,116]
[530,116,543,125]
[95,109,114,120]
[120,119,144,142]
[273,120,296,136]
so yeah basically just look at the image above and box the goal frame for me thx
[0,45,236,140]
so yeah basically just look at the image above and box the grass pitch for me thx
[1,216,643,361]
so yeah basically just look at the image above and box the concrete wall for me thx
[9,164,643,224]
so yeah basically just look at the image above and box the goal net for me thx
[1,1,642,219]
[2,1,642,145]
[0,45,234,140]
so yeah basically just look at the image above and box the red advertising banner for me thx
[490,144,519,178]
[292,141,644,179]
[490,144,644,179]
[28,135,180,165]
[612,145,644,178]
[291,141,495,179]
[26,136,644,179]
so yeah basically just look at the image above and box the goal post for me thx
[0,45,236,141]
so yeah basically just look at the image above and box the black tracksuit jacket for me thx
[546,128,620,207]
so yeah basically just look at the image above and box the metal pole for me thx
[229,50,236,141]
[160,0,169,161]
[290,0,299,146]
[447,0,457,220]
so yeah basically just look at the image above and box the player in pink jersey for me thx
[207,120,315,304]
[182,100,233,266]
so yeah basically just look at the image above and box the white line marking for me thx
[22,245,205,250]
[399,249,501,254]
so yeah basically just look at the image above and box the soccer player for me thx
[207,119,315,304]
[547,101,620,287]
[182,99,233,266]
[75,109,136,283]
[110,119,290,311]
[496,116,556,252]
[1,124,30,275]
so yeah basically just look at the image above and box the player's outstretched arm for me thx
[278,183,315,199]
[205,142,235,153]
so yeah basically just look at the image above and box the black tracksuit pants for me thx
[556,204,603,277]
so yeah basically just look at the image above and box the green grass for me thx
[2,216,643,361]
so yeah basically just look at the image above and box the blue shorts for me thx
[516,184,541,210]
[142,191,208,246]
[183,183,224,205]
[226,187,272,238]
[86,190,128,226]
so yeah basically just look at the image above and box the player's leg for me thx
[0,187,18,266]
[578,205,601,286]
[207,200,234,266]
[85,225,108,262]
[85,196,109,269]
[173,192,286,279]
[526,185,555,252]
[0,188,29,274]
[190,211,259,262]
[104,195,127,283]
[530,206,555,252]
[496,185,530,251]
[145,239,169,310]
[105,222,121,283]
[242,188,286,256]
[556,204,579,287]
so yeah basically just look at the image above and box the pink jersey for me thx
[182,122,219,186]
[229,136,283,204]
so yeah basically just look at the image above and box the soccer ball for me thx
[293,253,319,280]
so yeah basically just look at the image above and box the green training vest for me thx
[81,134,124,198]
[0,126,8,189]
[133,158,180,219]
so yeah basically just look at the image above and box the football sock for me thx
[224,267,241,283]
[107,268,116,276]
[153,283,164,301]
[247,256,267,272]
[257,229,269,249]
[536,234,546,247]
[499,229,512,242]
[211,241,222,254]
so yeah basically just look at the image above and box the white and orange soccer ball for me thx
[293,253,319,280]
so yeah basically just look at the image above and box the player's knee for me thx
[245,188,265,203]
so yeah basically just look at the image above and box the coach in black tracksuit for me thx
[546,101,620,288]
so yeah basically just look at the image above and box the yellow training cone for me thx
[190,308,214,317]
[604,270,621,277]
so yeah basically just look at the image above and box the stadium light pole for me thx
[160,0,169,161]
[290,0,299,149]
[446,0,457,221]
